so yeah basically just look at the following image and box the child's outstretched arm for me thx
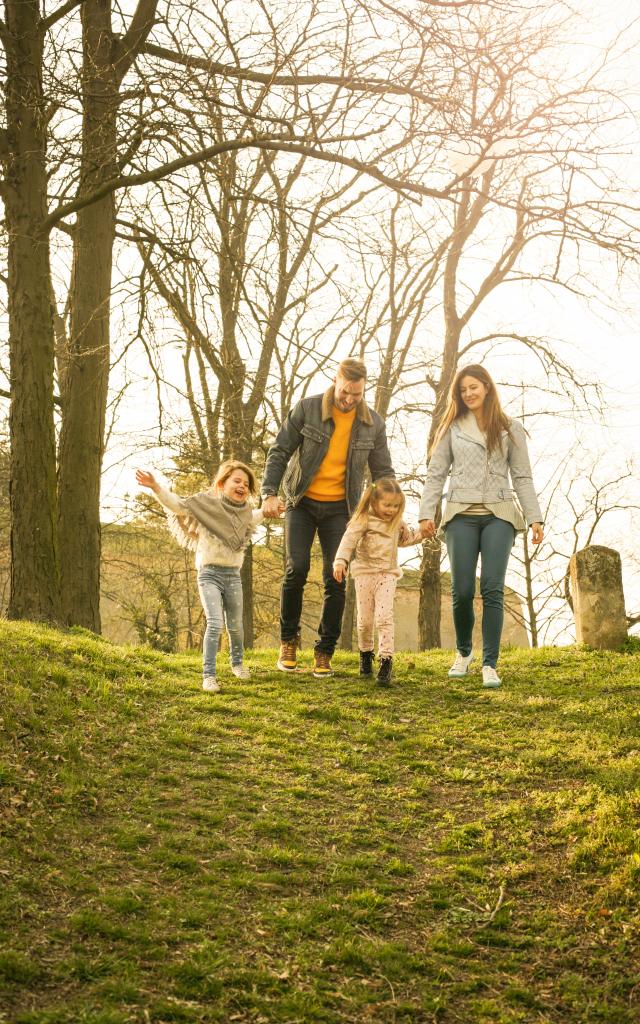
[135,469,185,515]
[398,524,425,547]
[252,500,286,529]
[135,469,159,492]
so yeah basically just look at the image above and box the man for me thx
[261,358,395,677]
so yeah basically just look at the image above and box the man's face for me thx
[333,372,365,412]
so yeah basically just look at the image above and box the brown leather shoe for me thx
[277,639,298,672]
[313,651,333,678]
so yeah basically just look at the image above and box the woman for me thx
[418,365,544,688]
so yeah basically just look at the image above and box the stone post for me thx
[569,545,628,650]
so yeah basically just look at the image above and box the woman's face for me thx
[459,375,489,412]
[221,470,251,502]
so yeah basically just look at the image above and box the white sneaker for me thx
[202,676,221,693]
[448,651,474,678]
[482,666,501,688]
[231,664,250,679]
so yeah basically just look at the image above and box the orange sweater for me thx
[305,406,356,501]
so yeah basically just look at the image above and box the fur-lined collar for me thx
[321,386,373,426]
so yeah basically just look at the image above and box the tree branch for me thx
[113,0,159,83]
[141,42,441,107]
[43,136,451,231]
[40,0,85,32]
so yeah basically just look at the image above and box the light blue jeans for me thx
[197,565,244,678]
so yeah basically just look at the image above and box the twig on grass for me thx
[486,883,507,925]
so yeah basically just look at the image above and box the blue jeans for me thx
[197,565,244,678]
[281,497,349,654]
[444,514,515,669]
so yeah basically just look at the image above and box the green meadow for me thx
[1,621,639,1023]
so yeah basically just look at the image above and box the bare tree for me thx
[0,0,455,626]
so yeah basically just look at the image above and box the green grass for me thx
[1,621,640,1023]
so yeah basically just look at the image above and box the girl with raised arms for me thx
[136,461,282,693]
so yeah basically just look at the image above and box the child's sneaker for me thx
[448,651,474,678]
[231,664,250,679]
[482,666,501,688]
[359,650,374,676]
[376,656,393,687]
[203,676,221,693]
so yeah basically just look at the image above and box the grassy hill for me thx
[1,621,639,1023]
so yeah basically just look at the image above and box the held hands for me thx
[135,468,159,493]
[262,495,284,519]
[531,522,544,545]
[419,519,436,540]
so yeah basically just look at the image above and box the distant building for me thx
[99,525,529,651]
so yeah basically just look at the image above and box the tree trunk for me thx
[417,314,462,648]
[522,533,539,647]
[4,0,61,622]
[418,539,441,651]
[57,0,119,631]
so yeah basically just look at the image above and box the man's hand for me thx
[419,519,436,539]
[136,469,159,493]
[531,522,544,545]
[333,563,346,583]
[262,495,282,519]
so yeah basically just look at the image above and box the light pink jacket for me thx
[333,514,422,578]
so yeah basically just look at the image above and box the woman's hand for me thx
[135,469,159,492]
[333,563,346,583]
[530,522,544,545]
[419,519,436,540]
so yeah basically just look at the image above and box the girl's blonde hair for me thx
[351,477,405,528]
[212,459,257,496]
[431,363,513,456]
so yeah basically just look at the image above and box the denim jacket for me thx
[418,416,543,526]
[261,387,394,513]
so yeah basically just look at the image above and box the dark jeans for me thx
[444,514,515,669]
[281,497,349,655]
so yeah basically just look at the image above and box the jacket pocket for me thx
[301,423,328,445]
[352,436,374,458]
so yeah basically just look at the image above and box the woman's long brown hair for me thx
[431,364,513,455]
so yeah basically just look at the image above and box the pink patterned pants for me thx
[354,572,398,657]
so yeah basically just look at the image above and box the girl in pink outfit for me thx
[333,478,422,686]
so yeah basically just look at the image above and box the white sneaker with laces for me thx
[482,666,501,688]
[231,664,250,679]
[448,651,474,678]
[202,676,221,693]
